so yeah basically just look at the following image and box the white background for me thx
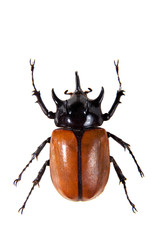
[1,0,160,239]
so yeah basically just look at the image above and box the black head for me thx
[52,72,104,129]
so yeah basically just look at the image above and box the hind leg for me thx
[110,156,137,213]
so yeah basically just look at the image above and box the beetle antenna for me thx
[30,59,37,91]
[114,60,122,90]
[64,90,73,95]
[84,88,93,94]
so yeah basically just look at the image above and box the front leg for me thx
[30,60,55,119]
[103,60,125,121]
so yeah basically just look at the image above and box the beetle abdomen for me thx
[50,128,110,201]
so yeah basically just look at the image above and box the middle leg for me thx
[108,132,144,177]
[13,137,51,186]
[18,159,50,214]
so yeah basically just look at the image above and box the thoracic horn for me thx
[52,89,63,106]
[75,72,83,93]
[91,87,104,106]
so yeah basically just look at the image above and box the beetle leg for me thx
[30,60,55,119]
[114,60,122,89]
[107,132,144,177]
[18,160,50,214]
[13,137,51,186]
[103,89,125,120]
[103,60,125,121]
[110,156,137,213]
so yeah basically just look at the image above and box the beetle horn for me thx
[75,72,83,92]
[52,88,63,106]
[91,87,104,106]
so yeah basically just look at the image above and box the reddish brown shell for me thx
[50,128,110,201]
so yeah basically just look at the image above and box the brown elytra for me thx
[50,128,110,200]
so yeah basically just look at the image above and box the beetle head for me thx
[52,72,104,129]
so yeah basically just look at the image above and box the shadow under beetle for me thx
[14,60,144,214]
